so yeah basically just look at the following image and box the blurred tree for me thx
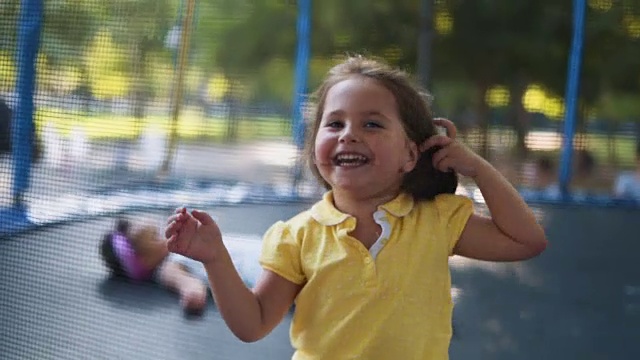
[101,1,173,121]
[212,0,427,99]
[40,0,99,105]
[212,0,297,141]
[0,1,19,53]
[432,0,572,159]
[5,0,638,152]
[39,0,172,121]
[210,0,574,155]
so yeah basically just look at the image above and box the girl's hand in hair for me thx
[421,118,488,178]
[433,118,457,139]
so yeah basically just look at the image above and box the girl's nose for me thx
[339,124,360,143]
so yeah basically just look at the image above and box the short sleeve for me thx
[433,194,474,256]
[259,221,306,285]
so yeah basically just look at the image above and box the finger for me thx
[166,213,180,225]
[420,135,453,152]
[191,210,215,225]
[167,234,186,254]
[435,156,455,173]
[166,235,179,253]
[432,147,449,167]
[433,118,457,139]
[169,210,191,224]
[165,221,181,239]
[175,207,187,214]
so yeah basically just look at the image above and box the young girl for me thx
[100,218,210,313]
[165,56,547,359]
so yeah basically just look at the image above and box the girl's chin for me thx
[330,178,372,192]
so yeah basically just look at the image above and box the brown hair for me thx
[303,56,457,200]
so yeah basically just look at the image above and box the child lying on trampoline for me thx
[100,218,262,313]
[100,218,209,312]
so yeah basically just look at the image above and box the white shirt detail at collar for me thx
[369,209,392,260]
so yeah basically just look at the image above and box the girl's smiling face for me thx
[314,76,419,198]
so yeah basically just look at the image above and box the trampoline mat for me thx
[1,202,640,359]
[0,204,310,360]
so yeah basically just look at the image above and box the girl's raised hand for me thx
[433,117,457,139]
[421,118,487,178]
[165,208,223,264]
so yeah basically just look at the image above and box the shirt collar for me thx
[311,191,415,226]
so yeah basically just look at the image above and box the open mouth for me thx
[332,152,370,167]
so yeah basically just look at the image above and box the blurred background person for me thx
[613,142,640,200]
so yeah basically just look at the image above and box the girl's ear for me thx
[402,141,419,173]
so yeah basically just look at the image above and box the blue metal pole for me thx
[12,0,43,206]
[292,0,311,150]
[559,0,586,196]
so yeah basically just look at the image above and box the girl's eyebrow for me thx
[362,110,385,118]
[324,110,388,118]
[325,109,345,117]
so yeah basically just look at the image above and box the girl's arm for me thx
[424,119,546,262]
[166,209,301,341]
[454,159,548,261]
[203,244,301,342]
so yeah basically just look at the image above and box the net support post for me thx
[291,0,312,191]
[559,0,586,197]
[12,0,43,207]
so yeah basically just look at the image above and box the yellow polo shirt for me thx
[259,191,473,359]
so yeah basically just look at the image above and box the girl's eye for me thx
[327,121,343,128]
[365,121,382,128]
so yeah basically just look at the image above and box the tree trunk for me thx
[131,38,149,125]
[606,119,617,166]
[225,80,240,143]
[417,0,433,90]
[508,77,530,160]
[476,81,490,159]
[574,103,588,150]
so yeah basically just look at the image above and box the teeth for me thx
[337,154,367,161]
[334,153,368,166]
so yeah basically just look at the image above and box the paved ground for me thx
[1,138,305,207]
[0,138,322,234]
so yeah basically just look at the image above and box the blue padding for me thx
[0,206,33,236]
[520,190,640,208]
[2,179,639,237]
[0,180,316,237]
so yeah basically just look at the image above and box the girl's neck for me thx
[332,188,400,220]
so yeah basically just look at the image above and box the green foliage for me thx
[2,0,638,123]
[0,1,19,52]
